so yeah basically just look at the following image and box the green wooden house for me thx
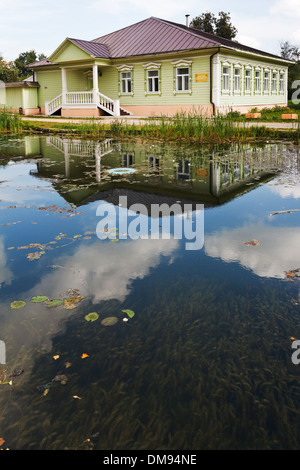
[5,17,294,117]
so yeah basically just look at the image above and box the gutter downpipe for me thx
[210,47,221,116]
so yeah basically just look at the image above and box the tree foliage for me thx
[14,50,46,80]
[190,11,238,40]
[0,57,19,82]
[280,41,300,100]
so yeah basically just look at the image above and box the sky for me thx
[0,0,299,61]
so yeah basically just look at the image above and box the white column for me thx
[93,64,99,104]
[61,68,67,105]
[114,99,120,117]
[212,55,221,109]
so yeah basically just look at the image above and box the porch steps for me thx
[45,91,131,117]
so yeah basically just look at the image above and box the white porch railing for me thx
[66,91,93,105]
[45,91,127,116]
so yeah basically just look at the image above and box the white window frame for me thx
[255,69,261,94]
[272,71,277,93]
[176,67,190,92]
[117,65,134,96]
[264,70,270,93]
[279,72,285,93]
[172,60,192,94]
[222,65,230,93]
[143,62,161,95]
[121,71,132,94]
[245,68,251,93]
[234,66,241,93]
[147,69,159,93]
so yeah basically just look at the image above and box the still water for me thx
[0,135,300,450]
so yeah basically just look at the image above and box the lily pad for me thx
[31,296,49,303]
[85,312,99,322]
[44,299,63,308]
[122,309,135,318]
[101,316,118,326]
[11,301,26,309]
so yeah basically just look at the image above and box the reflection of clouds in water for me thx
[0,236,13,287]
[30,237,179,303]
[205,223,300,279]
[269,183,300,199]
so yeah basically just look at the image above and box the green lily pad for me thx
[31,296,49,303]
[11,301,26,309]
[101,316,118,326]
[85,312,99,322]
[44,299,63,308]
[122,309,135,318]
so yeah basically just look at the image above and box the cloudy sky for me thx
[0,0,299,61]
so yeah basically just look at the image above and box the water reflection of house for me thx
[20,136,291,207]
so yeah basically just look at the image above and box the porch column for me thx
[93,64,99,104]
[61,68,67,105]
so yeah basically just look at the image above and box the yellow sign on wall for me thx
[195,73,208,83]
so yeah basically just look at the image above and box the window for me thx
[222,66,230,92]
[147,69,159,93]
[121,71,132,94]
[280,73,284,92]
[245,69,251,92]
[264,71,269,93]
[234,68,241,92]
[255,70,261,93]
[176,67,190,91]
[272,72,277,92]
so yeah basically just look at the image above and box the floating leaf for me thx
[81,353,89,359]
[0,438,5,446]
[53,355,60,360]
[45,300,63,308]
[85,312,99,322]
[122,309,135,318]
[101,316,118,326]
[30,296,49,303]
[73,395,82,400]
[11,301,26,309]
[243,240,259,246]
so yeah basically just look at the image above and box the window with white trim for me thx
[222,66,230,92]
[255,70,261,93]
[147,69,159,93]
[121,71,132,94]
[272,72,277,92]
[234,68,241,92]
[176,67,190,91]
[264,71,269,93]
[279,72,284,92]
[245,69,251,93]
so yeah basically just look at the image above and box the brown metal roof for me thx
[68,38,110,58]
[28,16,291,68]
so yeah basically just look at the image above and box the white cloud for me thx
[205,222,300,279]
[0,236,13,288]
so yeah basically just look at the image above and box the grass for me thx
[19,111,276,144]
[227,103,300,122]
[0,107,24,132]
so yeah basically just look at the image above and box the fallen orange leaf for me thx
[0,438,5,446]
[53,355,60,360]
[81,353,89,359]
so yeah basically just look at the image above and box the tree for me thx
[280,41,300,100]
[190,11,238,40]
[14,50,46,80]
[0,56,19,82]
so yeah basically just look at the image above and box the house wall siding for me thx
[218,53,288,109]
[36,70,62,106]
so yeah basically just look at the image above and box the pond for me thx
[0,135,300,450]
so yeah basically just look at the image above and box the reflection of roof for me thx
[28,16,292,67]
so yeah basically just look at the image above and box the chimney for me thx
[185,14,190,27]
